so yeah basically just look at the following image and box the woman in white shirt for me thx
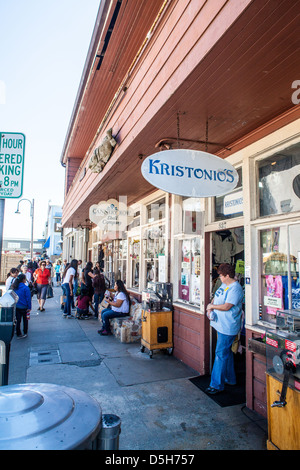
[98,280,130,335]
[62,259,78,318]
[5,268,19,291]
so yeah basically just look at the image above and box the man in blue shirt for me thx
[206,263,244,394]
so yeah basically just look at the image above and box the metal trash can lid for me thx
[0,383,102,450]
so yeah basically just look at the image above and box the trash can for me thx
[97,414,121,450]
[0,383,102,450]
[0,290,18,386]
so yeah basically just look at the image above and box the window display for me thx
[146,197,165,223]
[258,143,300,217]
[144,225,166,284]
[182,197,203,235]
[115,239,127,283]
[178,238,201,305]
[129,238,140,289]
[260,225,300,324]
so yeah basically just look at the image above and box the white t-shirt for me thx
[112,292,129,314]
[5,276,15,290]
[63,267,76,284]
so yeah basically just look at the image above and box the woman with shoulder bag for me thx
[33,261,52,312]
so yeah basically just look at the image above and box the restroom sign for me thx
[0,132,25,198]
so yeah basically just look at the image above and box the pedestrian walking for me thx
[45,259,53,279]
[62,259,78,318]
[60,259,68,279]
[54,260,61,286]
[11,273,31,339]
[33,260,52,312]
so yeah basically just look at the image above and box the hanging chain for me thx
[177,111,180,149]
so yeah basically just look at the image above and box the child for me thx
[75,287,94,319]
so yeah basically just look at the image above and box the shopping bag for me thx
[47,285,54,298]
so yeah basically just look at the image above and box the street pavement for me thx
[7,286,268,451]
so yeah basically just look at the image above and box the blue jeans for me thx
[62,283,73,316]
[94,292,104,318]
[101,307,127,332]
[210,332,237,391]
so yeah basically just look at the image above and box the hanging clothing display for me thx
[212,232,236,264]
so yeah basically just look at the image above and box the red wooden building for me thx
[61,0,300,417]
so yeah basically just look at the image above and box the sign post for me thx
[0,132,25,275]
[0,132,25,199]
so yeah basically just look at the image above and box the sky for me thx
[0,0,100,240]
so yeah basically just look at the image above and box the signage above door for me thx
[141,149,238,197]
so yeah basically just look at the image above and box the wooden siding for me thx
[173,306,207,374]
[246,329,267,418]
[62,0,300,227]
[63,0,165,162]
[65,158,82,195]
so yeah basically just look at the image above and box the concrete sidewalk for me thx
[7,287,267,450]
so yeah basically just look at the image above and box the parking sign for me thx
[0,132,25,198]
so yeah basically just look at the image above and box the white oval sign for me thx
[141,149,238,197]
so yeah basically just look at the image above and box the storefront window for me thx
[129,239,140,289]
[144,225,166,284]
[260,224,300,324]
[115,239,127,284]
[103,242,114,285]
[214,167,243,220]
[258,143,300,217]
[182,197,203,235]
[130,210,140,229]
[146,198,165,223]
[178,238,201,305]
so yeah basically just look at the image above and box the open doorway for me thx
[210,227,246,387]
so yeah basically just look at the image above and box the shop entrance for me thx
[210,227,246,386]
